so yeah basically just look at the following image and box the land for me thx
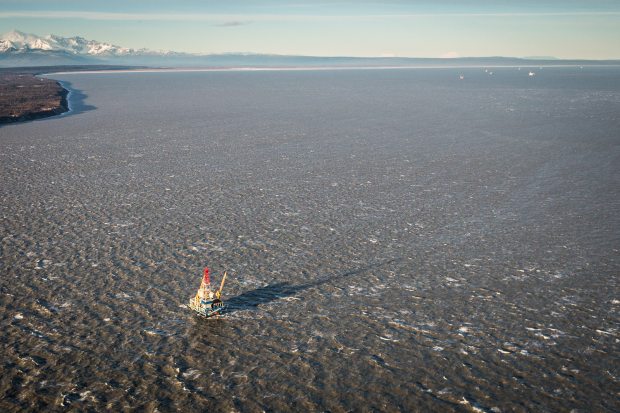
[0,65,145,125]
[0,73,68,124]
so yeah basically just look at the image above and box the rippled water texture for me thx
[1,68,619,412]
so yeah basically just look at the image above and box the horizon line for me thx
[2,42,619,62]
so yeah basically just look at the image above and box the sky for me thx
[0,0,619,59]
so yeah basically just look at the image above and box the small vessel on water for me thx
[189,267,227,317]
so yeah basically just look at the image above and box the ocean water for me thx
[1,67,619,412]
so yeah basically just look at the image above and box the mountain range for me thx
[0,29,180,57]
[1,30,618,68]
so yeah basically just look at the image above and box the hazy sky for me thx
[1,0,619,58]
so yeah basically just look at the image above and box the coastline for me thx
[3,62,619,126]
[46,62,620,76]
[0,65,144,126]
[0,74,70,125]
[55,79,73,114]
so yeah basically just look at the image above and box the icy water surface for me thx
[1,67,619,412]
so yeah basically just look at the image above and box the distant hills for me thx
[1,30,618,68]
[0,30,184,67]
[0,29,190,58]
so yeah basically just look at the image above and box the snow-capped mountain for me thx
[0,29,611,69]
[0,30,168,56]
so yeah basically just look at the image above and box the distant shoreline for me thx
[45,63,620,76]
[3,62,619,126]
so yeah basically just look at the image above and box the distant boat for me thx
[528,71,535,77]
[459,75,464,80]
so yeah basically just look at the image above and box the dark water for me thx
[1,67,619,412]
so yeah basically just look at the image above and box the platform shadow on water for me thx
[224,259,399,314]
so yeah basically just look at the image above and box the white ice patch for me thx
[182,369,201,380]
[144,328,171,337]
[79,390,92,401]
[378,335,399,342]
[458,397,486,413]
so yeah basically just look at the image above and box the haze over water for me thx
[1,67,619,411]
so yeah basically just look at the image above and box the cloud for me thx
[0,11,254,22]
[215,21,252,27]
[440,51,460,58]
[1,10,619,22]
